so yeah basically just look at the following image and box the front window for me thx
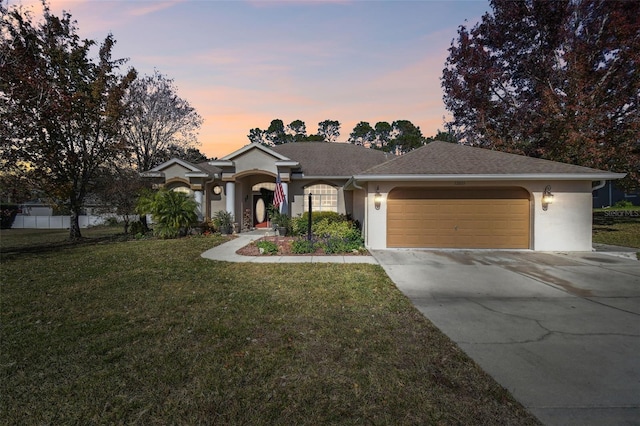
[170,185,193,197]
[252,182,276,192]
[304,184,337,212]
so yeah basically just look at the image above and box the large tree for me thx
[247,127,266,145]
[348,121,375,147]
[287,119,307,142]
[373,121,393,151]
[442,0,640,188]
[154,144,209,166]
[123,70,203,172]
[265,119,289,145]
[391,120,426,154]
[426,129,458,144]
[0,2,136,239]
[317,120,341,142]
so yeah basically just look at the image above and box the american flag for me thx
[273,174,285,209]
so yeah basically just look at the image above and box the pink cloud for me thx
[126,0,185,17]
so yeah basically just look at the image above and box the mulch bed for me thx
[235,236,367,256]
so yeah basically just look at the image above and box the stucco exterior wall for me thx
[364,180,595,252]
[233,150,279,175]
[532,181,593,251]
[162,163,191,181]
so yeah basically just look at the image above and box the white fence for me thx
[11,214,126,229]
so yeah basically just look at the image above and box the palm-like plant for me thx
[136,189,198,238]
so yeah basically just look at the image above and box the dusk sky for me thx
[18,0,491,158]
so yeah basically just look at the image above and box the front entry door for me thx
[253,195,268,228]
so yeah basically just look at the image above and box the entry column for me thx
[225,181,235,219]
[280,181,288,213]
[194,190,203,220]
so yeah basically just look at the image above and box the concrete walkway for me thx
[200,230,378,264]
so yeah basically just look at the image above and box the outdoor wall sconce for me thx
[213,185,222,195]
[374,186,382,210]
[542,185,554,211]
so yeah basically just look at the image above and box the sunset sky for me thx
[15,0,490,158]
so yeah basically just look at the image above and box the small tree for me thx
[136,189,198,238]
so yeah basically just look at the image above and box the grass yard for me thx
[0,225,125,251]
[592,218,640,249]
[0,230,539,425]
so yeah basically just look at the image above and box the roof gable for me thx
[150,158,203,173]
[217,142,292,162]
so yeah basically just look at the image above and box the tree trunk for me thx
[140,214,150,233]
[69,209,83,240]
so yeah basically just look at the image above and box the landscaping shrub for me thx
[136,189,198,239]
[290,213,364,254]
[198,220,216,235]
[291,237,317,254]
[256,240,278,255]
[313,219,365,253]
[129,220,146,236]
[292,211,345,236]
[0,203,19,229]
[614,200,634,208]
[322,236,364,254]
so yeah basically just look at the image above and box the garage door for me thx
[387,187,530,249]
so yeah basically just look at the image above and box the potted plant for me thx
[213,210,234,234]
[269,206,290,236]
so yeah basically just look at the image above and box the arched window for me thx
[252,182,276,192]
[304,184,337,212]
[169,185,194,197]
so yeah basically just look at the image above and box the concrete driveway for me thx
[371,249,640,425]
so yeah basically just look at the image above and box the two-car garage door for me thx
[387,187,530,249]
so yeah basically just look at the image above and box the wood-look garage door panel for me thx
[387,188,530,249]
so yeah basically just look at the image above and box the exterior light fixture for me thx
[374,186,382,210]
[542,185,554,211]
[213,185,222,195]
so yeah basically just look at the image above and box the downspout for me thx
[591,180,606,209]
[349,179,369,247]
[202,174,219,220]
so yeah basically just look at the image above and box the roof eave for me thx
[349,173,627,182]
[185,172,209,178]
[275,160,300,167]
[292,174,352,180]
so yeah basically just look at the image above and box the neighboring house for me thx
[592,180,639,208]
[142,141,625,251]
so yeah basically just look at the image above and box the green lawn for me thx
[0,231,539,425]
[592,218,640,249]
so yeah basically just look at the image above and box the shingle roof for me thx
[361,141,617,176]
[194,161,221,175]
[271,142,391,176]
